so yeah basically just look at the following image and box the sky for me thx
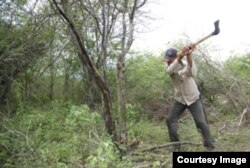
[133,0,250,61]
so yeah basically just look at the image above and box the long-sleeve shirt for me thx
[166,59,200,105]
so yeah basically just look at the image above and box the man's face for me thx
[164,57,176,65]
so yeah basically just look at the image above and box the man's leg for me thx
[166,100,186,150]
[188,99,215,150]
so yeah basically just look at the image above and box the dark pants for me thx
[166,99,215,149]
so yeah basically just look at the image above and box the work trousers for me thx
[166,98,215,149]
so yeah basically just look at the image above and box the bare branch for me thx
[79,0,102,34]
[137,0,148,9]
[238,106,250,127]
[139,141,202,153]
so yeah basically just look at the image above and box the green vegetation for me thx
[2,51,250,167]
[2,99,250,167]
[1,0,250,167]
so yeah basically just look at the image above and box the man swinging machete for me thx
[162,20,220,152]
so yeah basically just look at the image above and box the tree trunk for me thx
[63,69,70,102]
[117,56,127,142]
[116,0,140,143]
[0,72,14,116]
[86,73,95,109]
[52,0,117,141]
[0,75,11,107]
[49,54,54,101]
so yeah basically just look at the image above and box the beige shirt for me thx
[166,59,200,105]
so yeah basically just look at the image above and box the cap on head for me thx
[164,48,178,59]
